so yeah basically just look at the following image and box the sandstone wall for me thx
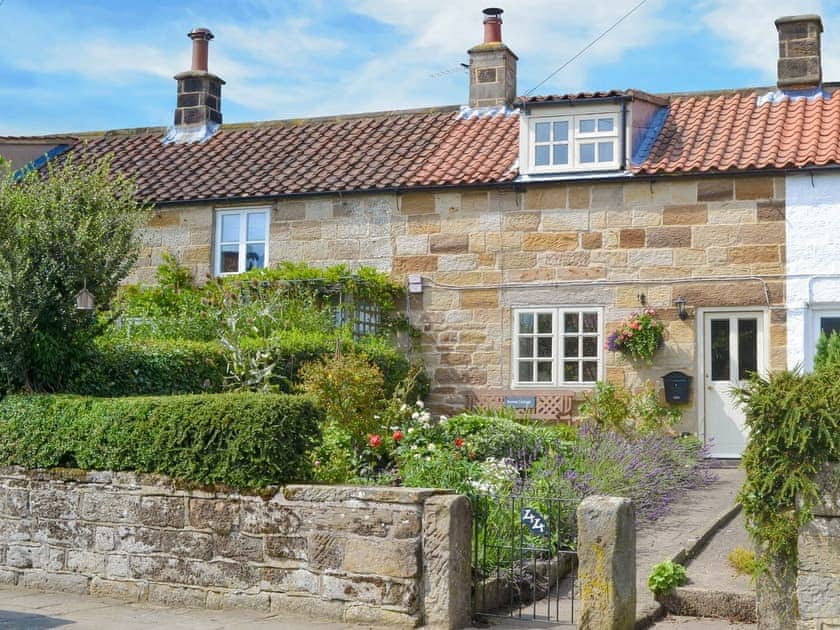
[134,176,787,428]
[797,466,840,629]
[0,468,471,628]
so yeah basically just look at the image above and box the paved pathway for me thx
[636,467,744,624]
[0,586,375,629]
[651,615,755,629]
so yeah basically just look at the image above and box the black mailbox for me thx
[662,371,692,404]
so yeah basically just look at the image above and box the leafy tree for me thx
[0,156,150,391]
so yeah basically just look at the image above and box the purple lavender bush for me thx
[523,425,716,523]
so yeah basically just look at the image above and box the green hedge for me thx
[0,393,322,488]
[67,338,227,396]
[67,333,418,398]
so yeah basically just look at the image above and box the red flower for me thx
[368,434,382,448]
[392,430,403,442]
[454,437,465,448]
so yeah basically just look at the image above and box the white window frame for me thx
[214,207,271,276]
[511,306,604,388]
[808,306,840,368]
[523,106,621,174]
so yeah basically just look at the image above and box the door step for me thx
[658,587,756,624]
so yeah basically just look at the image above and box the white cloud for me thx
[699,0,840,83]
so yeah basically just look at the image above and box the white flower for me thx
[439,415,448,423]
[428,443,436,451]
[400,404,408,412]
[416,400,424,407]
[411,412,419,420]
[407,427,414,434]
[411,444,418,450]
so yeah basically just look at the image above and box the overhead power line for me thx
[524,0,649,96]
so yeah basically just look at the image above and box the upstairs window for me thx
[215,208,269,275]
[526,110,620,173]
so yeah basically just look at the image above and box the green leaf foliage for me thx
[0,156,150,391]
[648,560,687,596]
[67,337,227,396]
[814,330,840,372]
[0,393,322,488]
[64,333,417,398]
[735,366,840,561]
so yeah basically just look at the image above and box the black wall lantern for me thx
[674,296,688,320]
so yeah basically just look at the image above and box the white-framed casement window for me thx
[512,307,603,387]
[214,208,270,275]
[528,111,620,173]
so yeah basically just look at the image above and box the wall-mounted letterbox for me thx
[662,371,692,404]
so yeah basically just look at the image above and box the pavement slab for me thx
[0,586,378,630]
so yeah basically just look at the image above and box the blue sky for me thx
[1,0,838,135]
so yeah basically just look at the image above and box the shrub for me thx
[735,369,840,560]
[0,157,150,391]
[298,350,385,442]
[579,381,681,436]
[0,393,322,488]
[65,331,419,399]
[648,560,687,596]
[310,422,357,484]
[814,331,840,372]
[66,337,227,396]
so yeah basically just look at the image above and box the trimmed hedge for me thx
[67,333,418,398]
[0,393,322,488]
[67,338,227,396]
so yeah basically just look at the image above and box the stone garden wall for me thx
[797,465,840,629]
[0,467,471,629]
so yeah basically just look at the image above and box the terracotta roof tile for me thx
[30,88,840,203]
[55,107,517,204]
[634,90,840,174]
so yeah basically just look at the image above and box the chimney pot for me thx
[483,7,503,44]
[188,27,214,72]
[166,27,225,144]
[775,14,823,90]
[468,8,517,108]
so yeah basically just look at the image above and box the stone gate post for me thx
[577,495,636,630]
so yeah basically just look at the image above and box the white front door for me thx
[702,311,766,458]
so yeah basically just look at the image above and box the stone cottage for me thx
[4,11,839,457]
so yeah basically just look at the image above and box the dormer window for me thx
[526,108,620,173]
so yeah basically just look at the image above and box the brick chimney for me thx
[775,15,823,90]
[165,27,225,144]
[468,8,518,108]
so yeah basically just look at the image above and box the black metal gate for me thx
[471,493,579,625]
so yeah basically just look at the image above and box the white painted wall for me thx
[786,172,840,371]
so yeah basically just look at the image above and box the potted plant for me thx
[605,309,665,364]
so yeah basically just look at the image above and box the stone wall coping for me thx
[0,468,453,506]
[283,485,451,505]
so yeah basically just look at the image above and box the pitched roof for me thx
[19,87,840,204]
[57,107,519,204]
[634,89,840,174]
